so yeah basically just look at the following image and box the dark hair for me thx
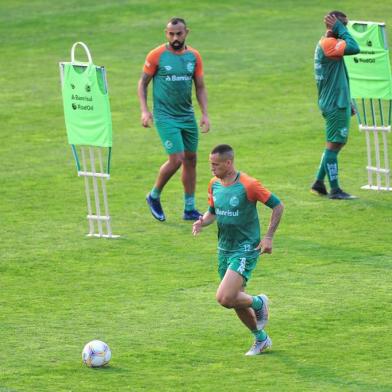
[168,17,187,28]
[211,144,234,160]
[329,10,348,25]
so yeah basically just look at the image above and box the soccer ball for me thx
[82,340,111,367]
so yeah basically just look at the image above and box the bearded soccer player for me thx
[138,17,210,222]
[192,145,284,355]
[311,11,360,199]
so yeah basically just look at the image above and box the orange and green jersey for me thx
[208,172,280,256]
[314,20,360,112]
[143,44,203,122]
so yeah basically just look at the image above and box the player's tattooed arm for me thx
[256,202,284,254]
[266,203,284,237]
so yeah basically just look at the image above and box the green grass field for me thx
[1,0,392,391]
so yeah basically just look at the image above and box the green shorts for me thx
[322,106,351,144]
[218,253,259,285]
[155,119,198,154]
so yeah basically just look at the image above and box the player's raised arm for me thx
[323,14,359,58]
[332,19,360,55]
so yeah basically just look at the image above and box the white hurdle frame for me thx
[78,146,119,238]
[354,98,391,191]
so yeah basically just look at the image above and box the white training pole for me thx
[89,147,103,236]
[382,131,391,189]
[373,130,382,189]
[365,130,373,187]
[98,148,113,236]
[370,100,382,189]
[81,147,94,235]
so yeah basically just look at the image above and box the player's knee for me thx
[216,292,234,308]
[184,154,197,168]
[168,154,184,168]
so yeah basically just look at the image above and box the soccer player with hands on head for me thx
[192,144,284,355]
[311,10,360,200]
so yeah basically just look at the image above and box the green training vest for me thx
[345,22,392,99]
[62,63,112,147]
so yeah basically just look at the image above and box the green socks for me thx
[252,329,267,342]
[150,187,161,199]
[251,295,263,311]
[184,193,195,211]
[316,150,327,181]
[324,149,339,190]
[251,296,267,341]
[316,149,340,190]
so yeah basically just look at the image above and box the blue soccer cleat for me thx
[146,194,165,221]
[183,209,202,221]
[329,188,358,200]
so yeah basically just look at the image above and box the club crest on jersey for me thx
[229,196,239,207]
[187,62,194,72]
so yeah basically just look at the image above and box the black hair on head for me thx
[211,144,234,160]
[329,10,348,25]
[168,17,187,28]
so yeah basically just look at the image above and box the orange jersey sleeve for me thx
[320,37,346,60]
[187,46,204,77]
[207,177,218,207]
[143,45,166,75]
[239,173,271,204]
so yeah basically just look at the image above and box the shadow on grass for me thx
[81,365,128,373]
[271,350,391,391]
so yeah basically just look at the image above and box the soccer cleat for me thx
[329,188,358,200]
[255,294,269,330]
[245,336,272,356]
[310,180,328,196]
[183,209,202,221]
[146,194,166,221]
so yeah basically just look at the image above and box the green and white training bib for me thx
[62,51,112,147]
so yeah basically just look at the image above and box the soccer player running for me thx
[311,11,360,199]
[138,17,210,221]
[192,145,284,355]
